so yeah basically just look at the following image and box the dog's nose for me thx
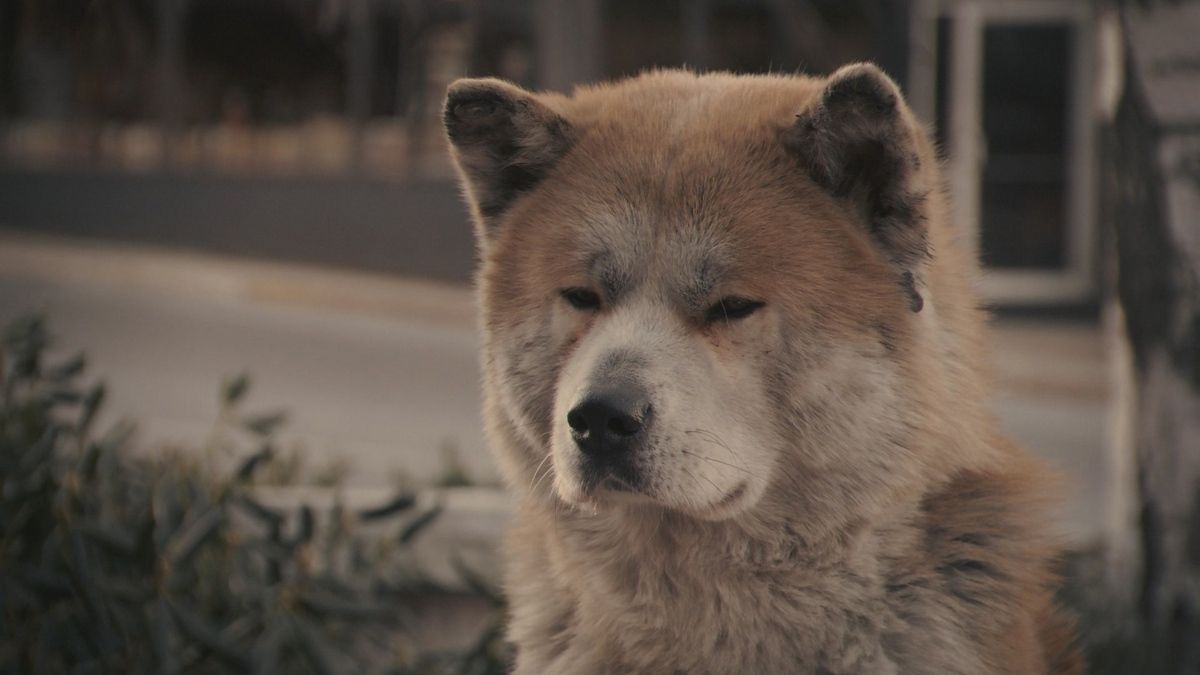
[566,389,649,456]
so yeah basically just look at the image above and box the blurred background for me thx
[0,0,1197,672]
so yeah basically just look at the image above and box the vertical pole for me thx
[399,0,426,177]
[348,0,374,172]
[906,0,938,127]
[1066,4,1097,296]
[682,0,710,72]
[947,1,983,259]
[157,0,184,169]
[535,0,601,92]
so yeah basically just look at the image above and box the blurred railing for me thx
[0,0,523,179]
[0,0,905,180]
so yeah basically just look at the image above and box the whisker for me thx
[528,452,554,493]
[679,448,759,477]
[678,465,710,510]
[679,442,765,483]
[684,428,740,463]
[681,462,726,498]
[683,428,759,478]
[531,459,555,495]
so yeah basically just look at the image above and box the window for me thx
[911,0,1097,305]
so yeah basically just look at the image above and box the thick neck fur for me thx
[512,476,922,674]
[555,469,912,569]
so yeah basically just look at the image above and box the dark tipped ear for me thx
[787,63,931,311]
[444,78,572,239]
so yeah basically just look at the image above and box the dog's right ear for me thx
[444,78,573,242]
[785,64,932,312]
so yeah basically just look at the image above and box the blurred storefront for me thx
[0,0,914,176]
[0,0,1115,310]
[0,0,940,288]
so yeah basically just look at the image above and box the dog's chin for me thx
[553,470,651,513]
[555,471,757,522]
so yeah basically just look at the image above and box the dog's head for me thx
[445,66,946,522]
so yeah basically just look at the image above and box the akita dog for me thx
[444,64,1081,674]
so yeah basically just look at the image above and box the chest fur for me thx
[520,521,900,674]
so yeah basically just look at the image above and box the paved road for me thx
[0,237,493,488]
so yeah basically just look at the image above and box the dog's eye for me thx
[705,296,765,323]
[561,287,602,311]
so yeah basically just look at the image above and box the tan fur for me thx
[445,66,1082,674]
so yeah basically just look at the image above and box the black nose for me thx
[566,389,650,457]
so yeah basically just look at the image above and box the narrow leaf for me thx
[232,494,285,527]
[398,506,442,544]
[78,442,102,479]
[3,314,48,378]
[295,504,315,545]
[356,494,416,521]
[2,313,47,349]
[167,600,252,671]
[221,372,250,406]
[47,388,82,404]
[78,523,137,557]
[148,600,178,675]
[252,620,287,675]
[20,425,57,472]
[95,577,151,603]
[291,615,345,675]
[166,508,222,567]
[234,443,274,482]
[19,565,72,596]
[47,352,86,380]
[67,529,119,652]
[242,411,287,437]
[79,383,106,436]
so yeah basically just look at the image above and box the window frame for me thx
[910,0,1097,305]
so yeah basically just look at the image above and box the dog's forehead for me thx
[573,205,735,305]
[536,75,841,302]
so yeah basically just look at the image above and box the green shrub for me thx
[0,314,507,674]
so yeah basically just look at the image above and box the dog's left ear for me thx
[444,78,573,244]
[786,63,931,312]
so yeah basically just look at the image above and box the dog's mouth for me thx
[577,450,642,490]
[598,475,637,493]
[567,465,752,520]
[578,463,646,501]
[556,437,760,519]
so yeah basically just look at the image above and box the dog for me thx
[443,64,1082,674]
